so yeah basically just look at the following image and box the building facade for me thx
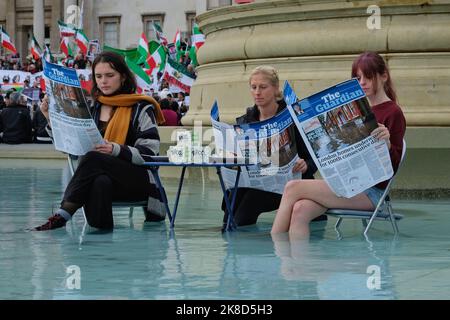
[0,0,241,61]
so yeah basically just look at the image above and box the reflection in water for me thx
[1,161,450,299]
[271,233,398,299]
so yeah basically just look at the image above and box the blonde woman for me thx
[222,66,322,227]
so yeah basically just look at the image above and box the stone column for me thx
[6,0,16,43]
[196,0,208,15]
[33,0,45,47]
[50,0,63,51]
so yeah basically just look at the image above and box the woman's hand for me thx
[40,95,50,124]
[292,158,308,174]
[94,139,114,155]
[371,123,391,149]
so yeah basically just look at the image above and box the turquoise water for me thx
[1,159,450,300]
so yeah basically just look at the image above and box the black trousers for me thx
[63,151,158,229]
[222,188,282,226]
[222,187,327,227]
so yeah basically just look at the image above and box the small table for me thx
[142,159,247,232]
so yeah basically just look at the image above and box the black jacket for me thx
[236,100,317,179]
[0,104,32,144]
[32,108,51,140]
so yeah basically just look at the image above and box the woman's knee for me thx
[283,180,303,198]
[291,200,313,224]
[92,174,112,189]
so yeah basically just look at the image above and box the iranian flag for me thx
[173,29,184,62]
[189,45,198,67]
[30,35,42,60]
[75,29,89,55]
[1,27,17,54]
[163,57,195,93]
[103,45,145,65]
[173,30,181,50]
[153,22,168,46]
[58,20,77,37]
[125,57,152,94]
[192,23,205,50]
[148,41,166,72]
[60,37,73,57]
[43,44,54,63]
[138,32,150,61]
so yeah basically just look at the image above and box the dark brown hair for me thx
[91,51,137,98]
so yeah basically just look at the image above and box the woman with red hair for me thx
[271,52,406,239]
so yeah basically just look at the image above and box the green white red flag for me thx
[148,41,167,73]
[192,23,205,50]
[43,44,54,63]
[138,32,150,60]
[30,35,42,60]
[60,37,73,57]
[1,27,17,54]
[189,45,198,67]
[163,57,195,93]
[125,57,152,94]
[153,22,168,46]
[58,20,77,37]
[75,29,89,55]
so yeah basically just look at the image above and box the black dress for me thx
[222,100,322,227]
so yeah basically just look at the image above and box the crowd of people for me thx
[0,50,52,144]
[0,53,43,73]
[0,88,50,144]
[0,49,192,145]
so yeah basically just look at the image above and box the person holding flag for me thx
[33,51,167,231]
[153,22,168,47]
[188,23,205,67]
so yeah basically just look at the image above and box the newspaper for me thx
[43,60,103,156]
[283,79,393,198]
[211,101,300,194]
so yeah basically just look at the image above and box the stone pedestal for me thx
[186,0,450,126]
[182,0,450,193]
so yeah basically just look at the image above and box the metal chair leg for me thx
[129,207,134,218]
[334,217,342,230]
[334,218,343,239]
[387,203,399,234]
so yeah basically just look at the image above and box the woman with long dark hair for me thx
[34,51,166,231]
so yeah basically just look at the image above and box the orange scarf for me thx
[97,94,165,145]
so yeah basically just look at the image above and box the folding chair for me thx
[326,139,406,237]
[67,154,162,220]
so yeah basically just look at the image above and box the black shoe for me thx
[312,214,328,222]
[33,214,67,231]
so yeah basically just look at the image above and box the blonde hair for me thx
[249,65,283,100]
